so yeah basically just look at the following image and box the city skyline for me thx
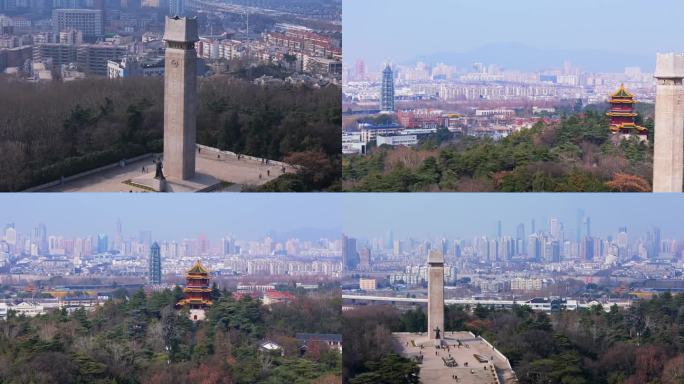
[344,0,684,71]
[0,194,342,241]
[342,194,684,240]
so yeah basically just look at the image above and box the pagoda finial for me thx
[610,83,634,99]
[188,259,208,274]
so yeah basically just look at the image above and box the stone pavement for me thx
[393,332,517,384]
[41,151,294,192]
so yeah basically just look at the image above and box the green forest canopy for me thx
[0,287,341,384]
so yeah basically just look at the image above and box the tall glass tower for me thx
[168,0,184,16]
[149,242,162,285]
[381,64,395,113]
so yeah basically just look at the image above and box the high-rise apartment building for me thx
[52,9,103,42]
[96,233,108,253]
[342,234,359,271]
[77,44,128,75]
[168,0,183,16]
[580,237,594,261]
[516,223,526,255]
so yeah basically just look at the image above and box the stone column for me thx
[163,16,199,181]
[653,53,684,192]
[427,250,444,340]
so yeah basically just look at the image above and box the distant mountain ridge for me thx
[408,42,655,73]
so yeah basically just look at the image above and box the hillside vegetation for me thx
[0,287,341,383]
[344,109,654,192]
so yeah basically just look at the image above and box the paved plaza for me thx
[41,150,293,192]
[393,332,517,384]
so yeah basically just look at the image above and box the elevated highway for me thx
[342,294,632,312]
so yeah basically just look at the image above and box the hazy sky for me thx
[344,0,684,69]
[0,194,342,241]
[6,193,683,243]
[343,194,684,240]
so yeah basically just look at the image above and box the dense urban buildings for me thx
[1,0,342,82]
[342,194,684,311]
[343,214,682,301]
[0,221,342,280]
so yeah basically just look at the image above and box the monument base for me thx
[129,171,222,192]
[39,150,287,192]
[152,178,167,192]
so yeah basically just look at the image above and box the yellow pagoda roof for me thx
[187,260,209,274]
[607,111,638,117]
[177,298,213,306]
[608,99,635,104]
[183,287,212,293]
[610,122,647,133]
[610,84,635,99]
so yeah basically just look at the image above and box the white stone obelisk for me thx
[427,250,444,340]
[163,16,199,181]
[653,53,684,192]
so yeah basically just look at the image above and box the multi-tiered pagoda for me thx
[607,84,647,138]
[176,260,212,320]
